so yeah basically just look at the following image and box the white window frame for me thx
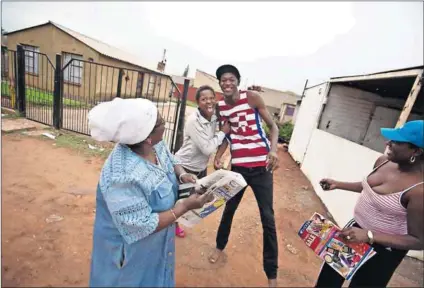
[22,44,40,75]
[62,52,84,85]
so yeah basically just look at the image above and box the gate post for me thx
[16,45,26,116]
[53,54,62,129]
[116,68,124,98]
[174,78,189,152]
[13,51,19,110]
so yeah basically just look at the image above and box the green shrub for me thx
[278,122,294,142]
[262,121,294,142]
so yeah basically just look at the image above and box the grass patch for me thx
[26,88,89,108]
[1,81,89,108]
[36,129,114,160]
[55,132,113,159]
[1,81,11,96]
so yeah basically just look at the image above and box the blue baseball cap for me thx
[381,120,424,148]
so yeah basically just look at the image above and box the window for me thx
[22,45,40,75]
[285,105,295,116]
[63,52,83,85]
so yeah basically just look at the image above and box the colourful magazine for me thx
[298,213,376,280]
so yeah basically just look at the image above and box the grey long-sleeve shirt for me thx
[174,109,225,172]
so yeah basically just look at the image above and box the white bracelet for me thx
[179,173,188,183]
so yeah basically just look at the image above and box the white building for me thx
[289,66,423,260]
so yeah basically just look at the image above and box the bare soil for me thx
[1,132,423,287]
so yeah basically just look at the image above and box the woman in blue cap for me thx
[316,120,424,287]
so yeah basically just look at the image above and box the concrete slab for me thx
[1,118,48,133]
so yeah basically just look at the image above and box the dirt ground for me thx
[1,131,423,287]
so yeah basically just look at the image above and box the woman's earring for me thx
[410,155,416,163]
[146,138,152,145]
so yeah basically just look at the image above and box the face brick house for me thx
[3,21,173,103]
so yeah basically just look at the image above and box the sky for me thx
[1,1,423,94]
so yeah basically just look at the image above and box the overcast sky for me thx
[1,1,423,94]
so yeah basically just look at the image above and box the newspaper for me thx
[176,169,247,227]
[298,213,376,280]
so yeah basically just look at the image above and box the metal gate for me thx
[4,44,187,153]
[1,48,17,109]
[22,49,56,126]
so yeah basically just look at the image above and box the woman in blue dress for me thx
[87,98,213,287]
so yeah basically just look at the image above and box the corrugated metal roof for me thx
[6,21,164,75]
[330,65,423,80]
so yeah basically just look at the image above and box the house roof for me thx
[196,69,219,82]
[330,65,423,82]
[170,74,194,86]
[329,65,424,112]
[5,21,164,75]
[261,86,301,100]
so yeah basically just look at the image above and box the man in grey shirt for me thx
[174,85,230,237]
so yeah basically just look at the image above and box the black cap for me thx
[216,64,241,82]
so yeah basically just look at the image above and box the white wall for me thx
[300,129,423,260]
[288,83,328,163]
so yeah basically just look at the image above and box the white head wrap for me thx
[88,97,158,145]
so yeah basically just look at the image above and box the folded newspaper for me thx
[176,169,247,227]
[298,213,376,280]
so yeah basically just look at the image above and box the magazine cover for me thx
[176,169,247,227]
[298,213,376,280]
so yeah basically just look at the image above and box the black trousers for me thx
[315,220,408,288]
[215,165,278,279]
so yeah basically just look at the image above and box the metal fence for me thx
[1,48,17,109]
[2,44,187,153]
[59,59,182,149]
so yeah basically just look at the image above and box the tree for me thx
[182,65,189,77]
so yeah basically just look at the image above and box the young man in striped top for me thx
[209,64,280,287]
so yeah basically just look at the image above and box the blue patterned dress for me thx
[89,141,179,287]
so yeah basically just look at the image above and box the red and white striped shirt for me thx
[354,160,424,235]
[218,91,270,168]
